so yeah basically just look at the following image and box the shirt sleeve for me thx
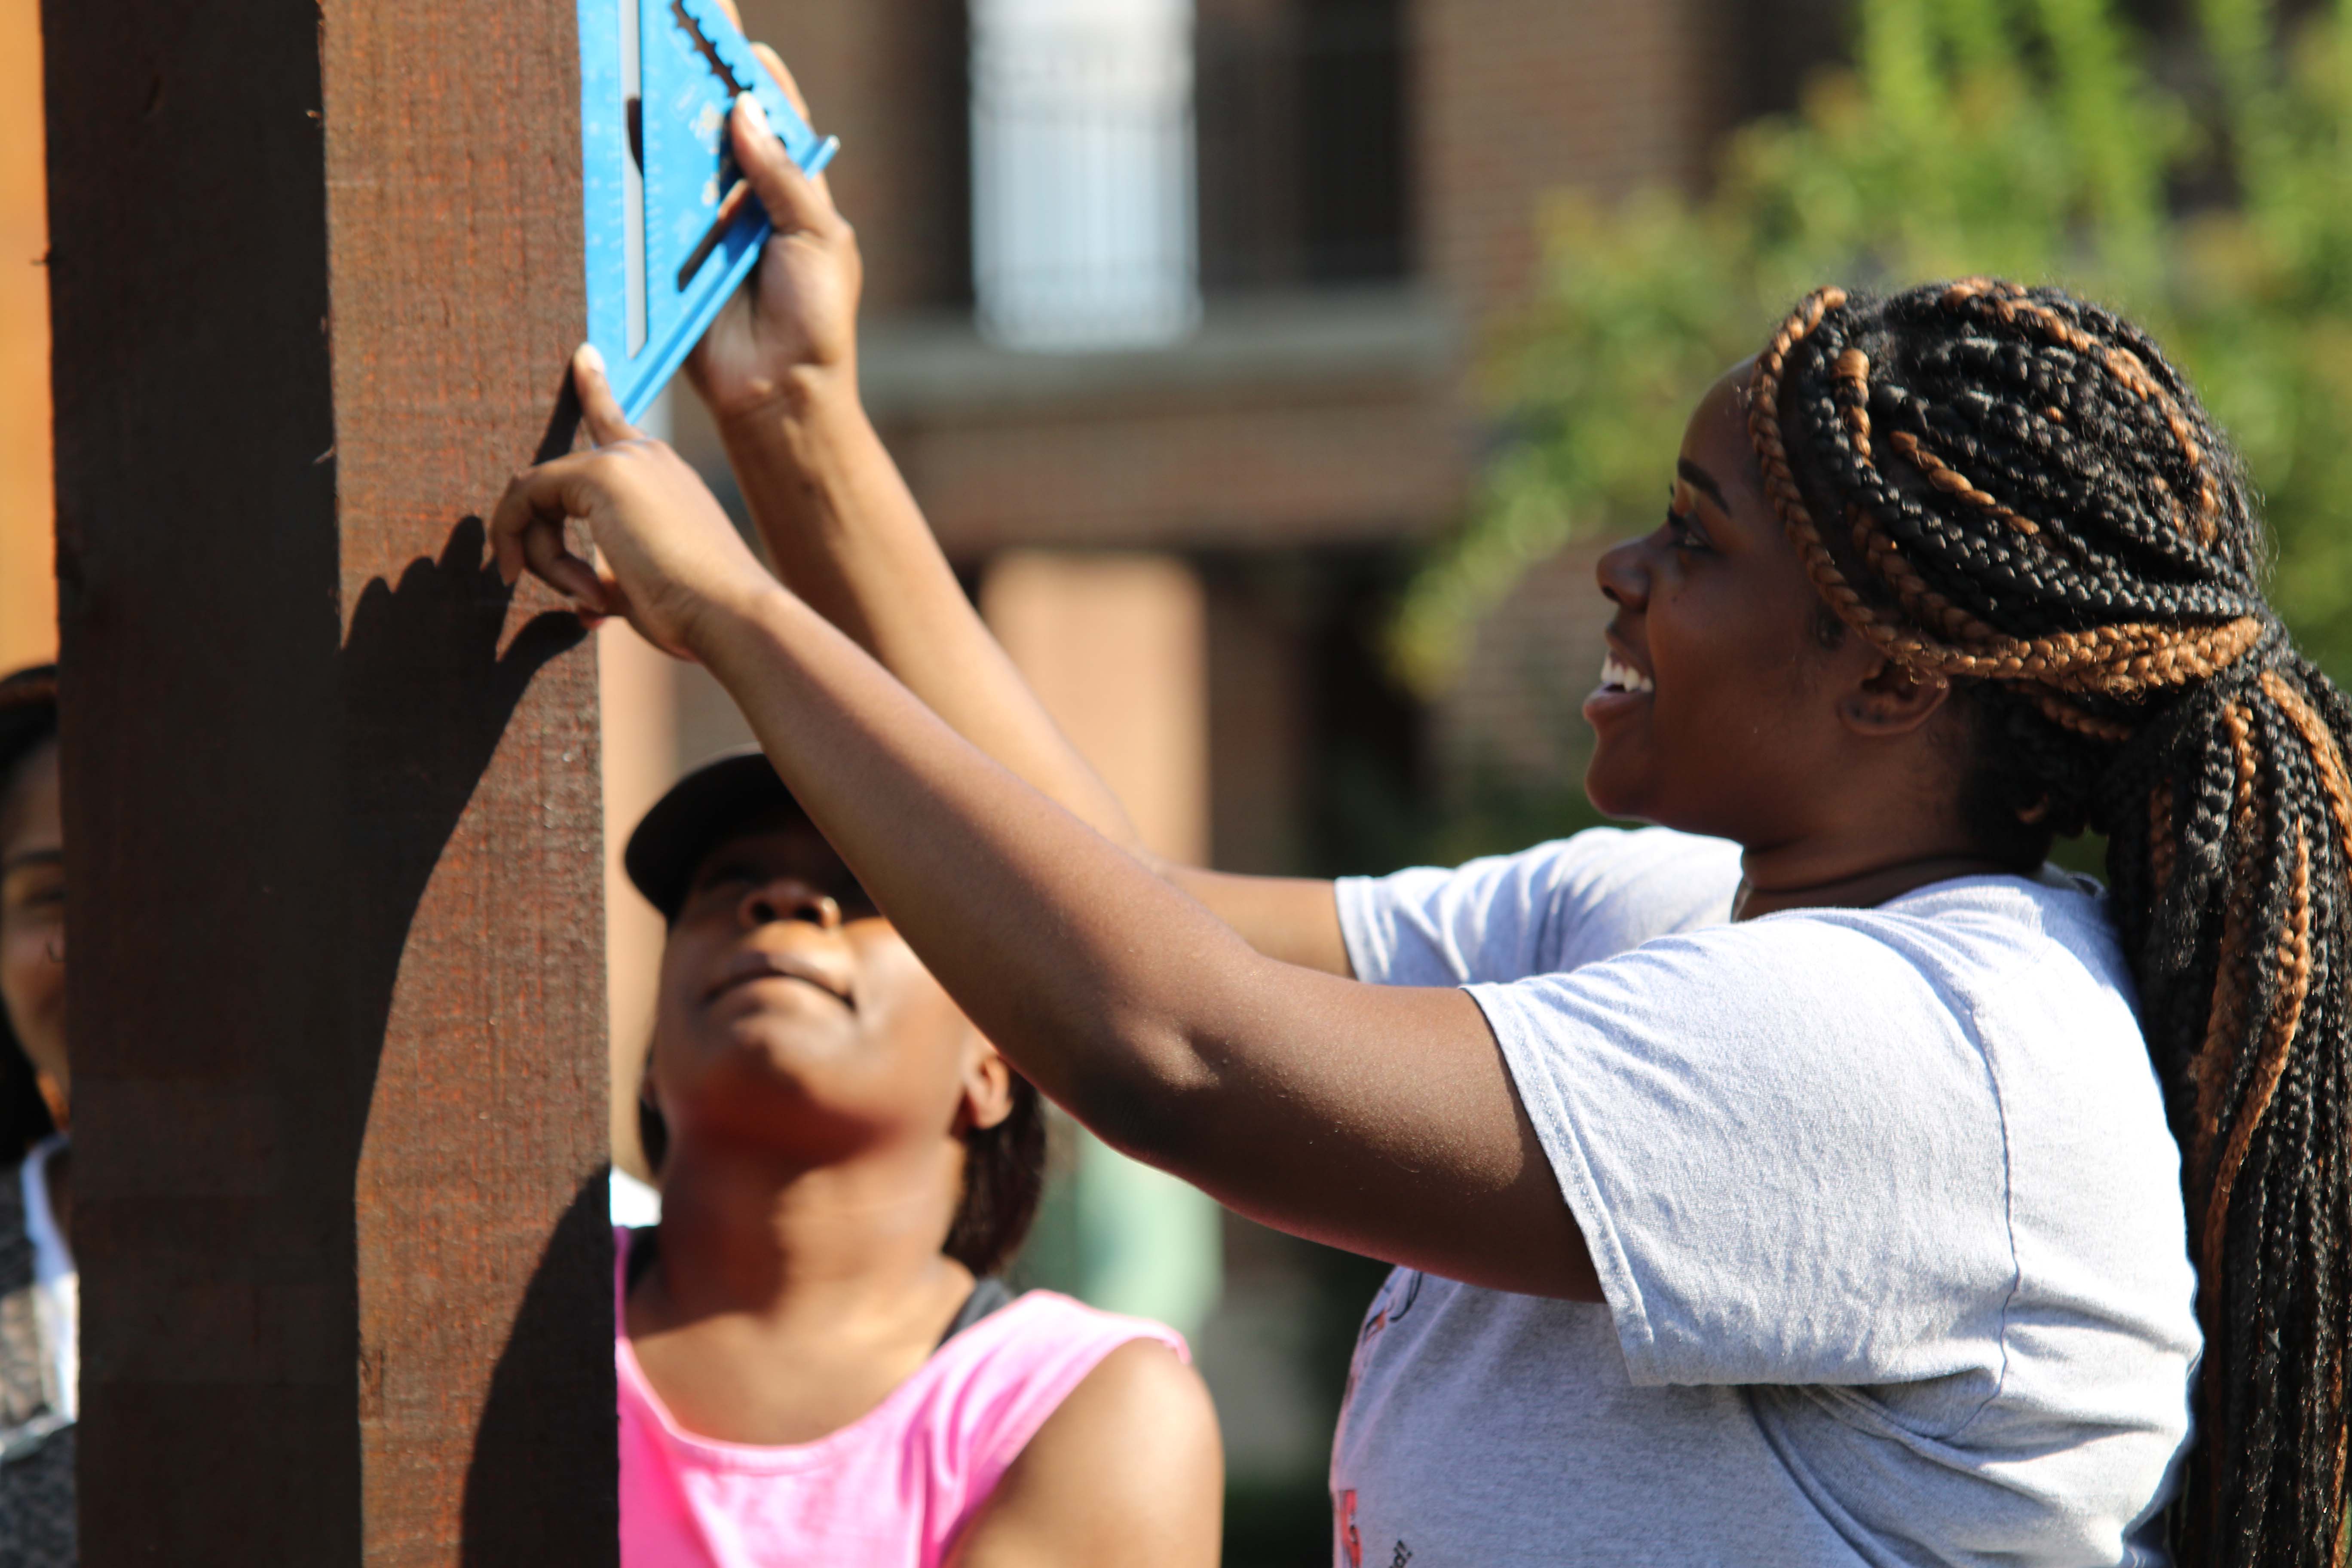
[1335,827,1741,986]
[1472,913,2019,1389]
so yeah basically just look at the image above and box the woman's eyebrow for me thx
[1677,459,1728,509]
[0,848,61,877]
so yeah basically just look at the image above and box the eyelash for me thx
[695,868,873,918]
[1664,505,1709,552]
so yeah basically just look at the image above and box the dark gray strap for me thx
[937,1277,1016,1348]
[628,1229,1014,1356]
[624,1225,661,1295]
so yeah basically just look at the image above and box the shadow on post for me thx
[459,1174,619,1564]
[341,519,607,1559]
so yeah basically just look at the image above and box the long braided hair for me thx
[1751,279,2346,1565]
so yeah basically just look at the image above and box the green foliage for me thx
[1397,0,2352,691]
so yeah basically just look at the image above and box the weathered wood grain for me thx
[44,0,614,1559]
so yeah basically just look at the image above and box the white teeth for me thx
[1599,653,1654,693]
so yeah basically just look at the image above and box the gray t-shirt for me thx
[1329,827,2199,1568]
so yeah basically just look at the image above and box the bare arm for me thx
[948,1341,1222,1568]
[488,342,1602,1298]
[683,68,1350,976]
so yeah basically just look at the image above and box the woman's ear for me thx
[634,1029,671,1175]
[1839,655,1953,738]
[636,1072,671,1177]
[957,1033,1017,1135]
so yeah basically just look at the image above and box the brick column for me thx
[982,551,1223,1336]
[0,0,50,671]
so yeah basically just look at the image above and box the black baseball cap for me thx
[624,747,821,922]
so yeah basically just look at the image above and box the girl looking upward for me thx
[614,750,1220,1567]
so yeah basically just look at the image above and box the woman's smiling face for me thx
[1583,362,1870,844]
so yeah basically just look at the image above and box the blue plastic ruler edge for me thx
[578,0,839,427]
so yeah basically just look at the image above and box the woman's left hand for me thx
[489,345,777,659]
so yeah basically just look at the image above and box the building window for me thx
[1197,0,1411,292]
[969,0,1203,349]
[963,0,1411,347]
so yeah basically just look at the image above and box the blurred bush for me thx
[1396,0,2352,690]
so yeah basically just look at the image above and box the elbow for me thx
[1055,1016,1223,1177]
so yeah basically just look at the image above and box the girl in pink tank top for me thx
[616,753,1220,1568]
[618,1230,1185,1567]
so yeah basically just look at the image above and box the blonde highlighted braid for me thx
[1750,281,2352,1567]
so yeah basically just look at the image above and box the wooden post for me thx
[43,0,616,1561]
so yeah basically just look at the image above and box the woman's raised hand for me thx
[490,345,777,660]
[685,59,863,428]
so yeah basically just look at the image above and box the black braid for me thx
[1752,280,2352,1568]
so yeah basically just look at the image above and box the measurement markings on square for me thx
[578,0,839,424]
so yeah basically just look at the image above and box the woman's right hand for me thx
[493,346,780,662]
[685,58,864,428]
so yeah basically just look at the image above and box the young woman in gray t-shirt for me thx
[493,71,2343,1568]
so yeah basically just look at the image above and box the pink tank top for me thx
[615,1228,1188,1568]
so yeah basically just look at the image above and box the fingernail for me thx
[577,342,606,376]
[737,91,771,140]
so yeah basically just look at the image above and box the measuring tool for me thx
[576,0,839,424]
